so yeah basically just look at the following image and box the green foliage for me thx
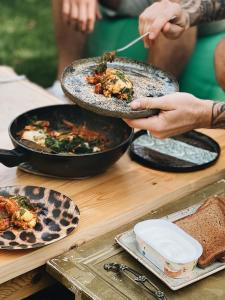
[0,0,57,87]
[45,136,96,154]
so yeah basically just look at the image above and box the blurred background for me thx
[0,0,56,87]
[1,0,225,101]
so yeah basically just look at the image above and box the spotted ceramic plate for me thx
[61,57,179,119]
[0,186,80,250]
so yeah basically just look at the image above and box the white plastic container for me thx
[134,219,203,278]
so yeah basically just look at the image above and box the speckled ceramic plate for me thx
[61,57,179,119]
[0,186,80,250]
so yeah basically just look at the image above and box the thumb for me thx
[163,23,184,39]
[130,96,175,111]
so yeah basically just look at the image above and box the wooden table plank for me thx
[0,267,55,300]
[0,66,225,285]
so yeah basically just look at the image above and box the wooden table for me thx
[0,66,225,299]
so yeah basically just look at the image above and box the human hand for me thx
[139,0,190,48]
[62,0,101,32]
[124,93,213,139]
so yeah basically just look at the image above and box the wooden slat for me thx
[0,267,55,300]
[0,66,225,287]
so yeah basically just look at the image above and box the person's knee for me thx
[215,38,225,91]
[149,27,197,77]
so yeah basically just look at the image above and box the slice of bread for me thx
[196,196,225,263]
[175,197,225,268]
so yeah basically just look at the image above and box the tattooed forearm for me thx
[211,102,225,129]
[180,0,225,26]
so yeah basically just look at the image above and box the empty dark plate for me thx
[0,186,80,249]
[61,57,179,119]
[129,131,220,172]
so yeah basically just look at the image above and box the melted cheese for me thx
[102,69,133,97]
[22,130,47,147]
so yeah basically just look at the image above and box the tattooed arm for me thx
[211,102,225,129]
[181,0,225,26]
[138,0,225,41]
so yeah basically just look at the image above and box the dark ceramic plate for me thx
[0,186,80,250]
[61,57,179,119]
[130,130,220,172]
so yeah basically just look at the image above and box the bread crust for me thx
[175,196,225,268]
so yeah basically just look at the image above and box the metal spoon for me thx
[21,139,56,154]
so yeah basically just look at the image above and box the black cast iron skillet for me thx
[0,105,133,178]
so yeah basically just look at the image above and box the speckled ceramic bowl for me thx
[0,185,80,250]
[61,57,179,119]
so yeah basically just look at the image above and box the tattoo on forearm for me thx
[181,0,225,26]
[211,102,225,129]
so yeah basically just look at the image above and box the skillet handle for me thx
[0,149,27,167]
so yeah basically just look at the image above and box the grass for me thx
[0,0,56,87]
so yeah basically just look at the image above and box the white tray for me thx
[115,202,225,291]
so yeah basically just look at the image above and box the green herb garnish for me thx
[116,70,126,82]
[45,136,99,154]
[95,51,116,74]
[10,195,32,209]
[19,208,26,216]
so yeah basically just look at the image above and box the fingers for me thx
[87,1,95,32]
[139,0,188,43]
[124,116,170,139]
[125,93,203,139]
[130,95,176,111]
[62,0,98,32]
[124,117,158,131]
[147,16,170,41]
[79,2,88,32]
[62,0,71,23]
[124,116,190,139]
[143,36,153,48]
[162,23,184,39]
[70,3,78,29]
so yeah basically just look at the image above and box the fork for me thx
[115,16,177,54]
[116,31,150,53]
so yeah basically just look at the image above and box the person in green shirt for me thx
[49,0,196,100]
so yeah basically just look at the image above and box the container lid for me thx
[129,130,220,172]
[134,219,203,264]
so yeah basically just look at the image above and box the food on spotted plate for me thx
[175,196,225,268]
[17,118,109,155]
[0,195,38,230]
[86,51,134,101]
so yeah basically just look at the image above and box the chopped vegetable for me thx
[87,68,134,101]
[18,118,108,154]
[0,195,38,230]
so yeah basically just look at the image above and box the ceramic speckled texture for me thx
[61,57,179,119]
[0,186,80,250]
